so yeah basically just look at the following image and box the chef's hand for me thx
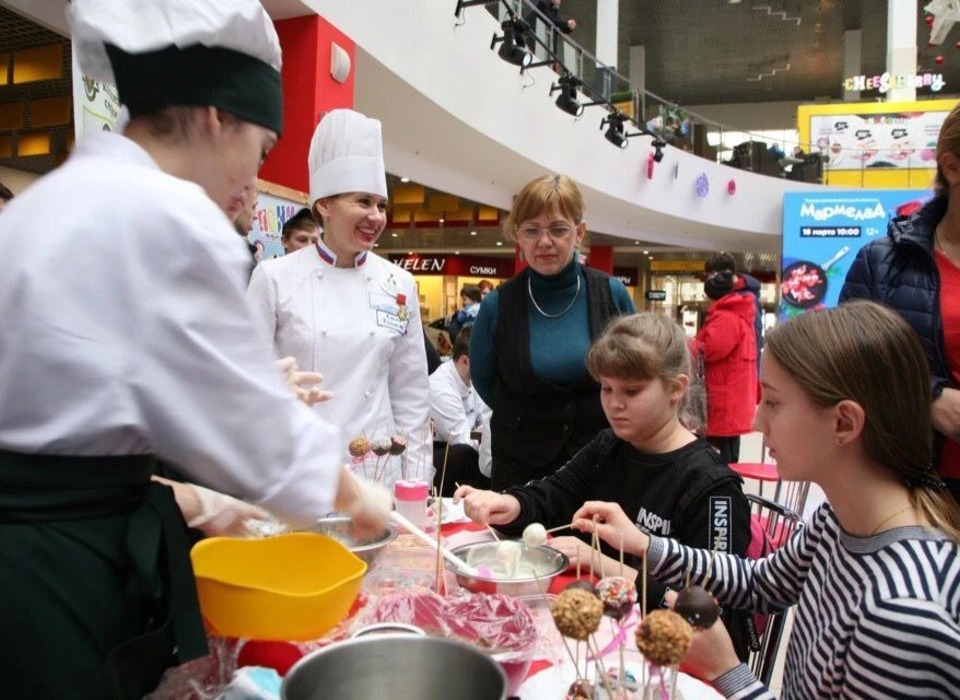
[452,485,520,526]
[663,591,741,683]
[277,356,333,406]
[335,469,391,541]
[932,387,960,443]
[571,501,648,557]
[155,477,271,538]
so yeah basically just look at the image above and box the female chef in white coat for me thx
[0,3,388,698]
[248,110,433,487]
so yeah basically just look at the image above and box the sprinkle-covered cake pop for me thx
[348,437,370,457]
[552,588,604,641]
[596,576,638,620]
[674,585,720,629]
[522,522,547,547]
[635,609,693,667]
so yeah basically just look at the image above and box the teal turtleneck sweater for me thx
[470,259,635,409]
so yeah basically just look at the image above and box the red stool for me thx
[730,462,780,501]
[729,462,780,482]
[732,462,810,516]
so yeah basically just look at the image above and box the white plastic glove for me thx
[186,483,272,538]
[276,356,333,406]
[335,469,392,541]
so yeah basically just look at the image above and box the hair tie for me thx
[904,471,947,491]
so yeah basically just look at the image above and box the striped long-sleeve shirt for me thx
[647,503,960,699]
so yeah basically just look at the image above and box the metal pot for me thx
[281,634,507,700]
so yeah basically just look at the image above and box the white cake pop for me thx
[522,522,548,547]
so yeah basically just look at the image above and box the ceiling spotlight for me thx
[550,73,584,117]
[600,111,642,149]
[470,230,477,236]
[400,176,410,183]
[496,241,503,246]
[652,137,667,163]
[642,249,649,254]
[491,18,532,68]
[391,232,398,238]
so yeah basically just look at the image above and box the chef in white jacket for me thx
[0,3,388,698]
[428,328,491,495]
[247,110,433,488]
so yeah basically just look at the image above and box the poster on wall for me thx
[810,110,947,171]
[249,192,307,263]
[780,189,931,320]
[71,52,120,138]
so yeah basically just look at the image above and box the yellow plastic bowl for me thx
[191,532,367,641]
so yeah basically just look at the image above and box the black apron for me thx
[0,449,208,699]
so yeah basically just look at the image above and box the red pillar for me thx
[259,16,356,194]
[589,245,614,274]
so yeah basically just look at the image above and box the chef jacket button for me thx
[366,276,373,282]
[315,271,324,279]
[370,330,375,336]
[321,329,327,336]
[363,389,372,398]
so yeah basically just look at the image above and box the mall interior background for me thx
[0,0,952,340]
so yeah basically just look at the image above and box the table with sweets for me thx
[150,503,724,700]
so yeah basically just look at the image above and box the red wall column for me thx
[589,245,613,273]
[259,16,356,194]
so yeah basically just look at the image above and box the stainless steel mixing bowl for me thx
[308,516,397,566]
[449,540,569,597]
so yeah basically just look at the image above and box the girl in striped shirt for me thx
[573,301,960,699]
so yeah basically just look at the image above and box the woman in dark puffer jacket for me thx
[840,102,960,502]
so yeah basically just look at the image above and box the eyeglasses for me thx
[516,223,577,241]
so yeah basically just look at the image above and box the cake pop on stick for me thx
[521,522,547,547]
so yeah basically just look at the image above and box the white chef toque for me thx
[68,0,284,134]
[308,109,388,204]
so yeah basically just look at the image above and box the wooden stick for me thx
[641,551,648,618]
[588,634,616,700]
[434,442,451,594]
[533,570,583,683]
[485,523,501,542]
[619,533,624,578]
[544,523,575,535]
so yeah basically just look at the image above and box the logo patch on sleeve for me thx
[710,496,732,553]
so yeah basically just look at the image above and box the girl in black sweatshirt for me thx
[455,312,752,659]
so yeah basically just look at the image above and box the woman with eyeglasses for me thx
[470,174,635,490]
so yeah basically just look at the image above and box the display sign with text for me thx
[780,189,930,320]
[388,254,514,278]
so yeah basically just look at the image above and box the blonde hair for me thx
[764,301,960,542]
[586,313,704,432]
[935,101,960,197]
[503,174,584,243]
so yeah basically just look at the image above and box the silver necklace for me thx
[527,274,581,318]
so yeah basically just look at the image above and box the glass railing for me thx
[465,0,938,187]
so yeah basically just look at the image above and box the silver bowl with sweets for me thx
[309,516,398,566]
[448,540,569,597]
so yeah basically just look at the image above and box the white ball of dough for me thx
[522,522,547,547]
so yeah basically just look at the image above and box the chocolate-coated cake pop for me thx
[674,585,720,629]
